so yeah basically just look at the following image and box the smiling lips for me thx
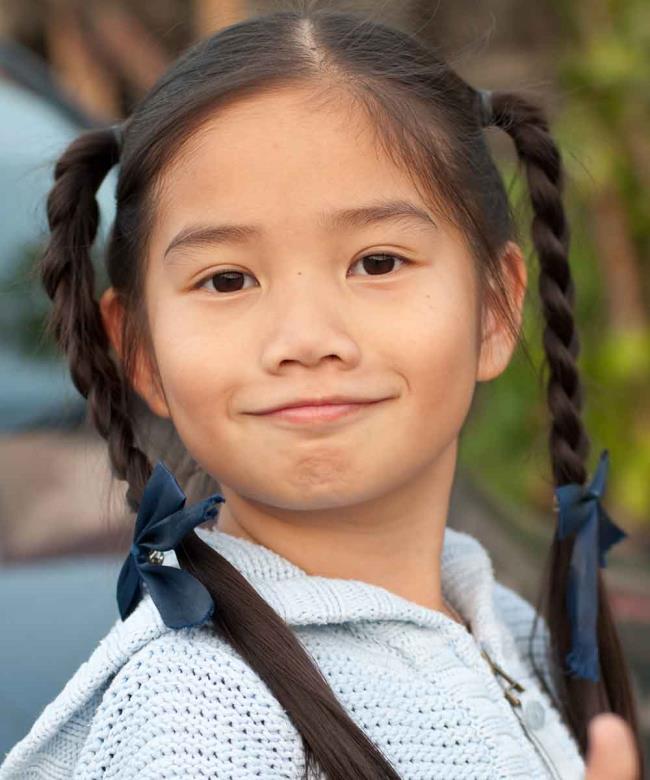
[248,396,386,423]
[251,394,389,414]
[255,399,386,424]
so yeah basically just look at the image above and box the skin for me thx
[100,86,638,776]
[585,714,639,780]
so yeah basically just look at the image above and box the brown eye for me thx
[198,270,256,294]
[348,253,410,277]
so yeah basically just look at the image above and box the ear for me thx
[99,287,171,419]
[476,241,528,382]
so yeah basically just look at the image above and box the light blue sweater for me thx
[0,525,585,779]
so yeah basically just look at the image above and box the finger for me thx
[585,713,639,780]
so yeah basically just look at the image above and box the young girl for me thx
[0,7,643,779]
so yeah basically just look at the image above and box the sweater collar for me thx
[193,524,506,653]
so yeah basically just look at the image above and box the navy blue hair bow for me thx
[117,461,225,629]
[554,449,627,682]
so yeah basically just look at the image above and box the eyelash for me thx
[194,253,413,295]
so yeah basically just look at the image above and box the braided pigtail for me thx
[486,90,644,767]
[41,127,152,510]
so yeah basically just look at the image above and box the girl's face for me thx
[105,85,525,524]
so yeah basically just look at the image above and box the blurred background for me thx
[0,0,648,762]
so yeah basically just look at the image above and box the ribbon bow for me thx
[554,449,627,682]
[117,461,225,629]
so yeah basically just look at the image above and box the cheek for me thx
[394,286,480,444]
[147,304,237,431]
[151,333,242,481]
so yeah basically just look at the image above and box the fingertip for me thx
[587,714,639,779]
[589,713,620,732]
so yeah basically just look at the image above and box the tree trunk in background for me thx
[193,0,248,36]
[45,5,119,122]
[84,3,170,97]
[592,186,648,332]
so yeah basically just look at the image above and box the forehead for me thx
[152,84,436,232]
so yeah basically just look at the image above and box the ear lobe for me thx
[476,241,528,382]
[99,287,171,419]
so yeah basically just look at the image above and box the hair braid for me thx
[489,90,644,767]
[41,128,151,511]
[490,91,589,485]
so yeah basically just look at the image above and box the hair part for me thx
[40,6,643,778]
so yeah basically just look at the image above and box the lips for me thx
[260,400,381,424]
[252,397,383,414]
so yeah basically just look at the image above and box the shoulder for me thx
[0,595,167,779]
[0,594,303,779]
[75,621,304,778]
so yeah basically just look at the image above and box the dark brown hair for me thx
[40,6,643,778]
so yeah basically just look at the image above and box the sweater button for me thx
[523,699,545,730]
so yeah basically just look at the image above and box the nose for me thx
[259,274,361,373]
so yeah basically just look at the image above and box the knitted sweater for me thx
[0,525,586,779]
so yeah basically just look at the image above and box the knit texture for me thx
[0,525,586,779]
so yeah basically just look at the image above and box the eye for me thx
[195,253,412,295]
[347,253,411,278]
[197,269,256,294]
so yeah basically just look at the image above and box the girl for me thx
[0,7,643,779]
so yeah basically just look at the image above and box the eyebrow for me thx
[163,199,437,260]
